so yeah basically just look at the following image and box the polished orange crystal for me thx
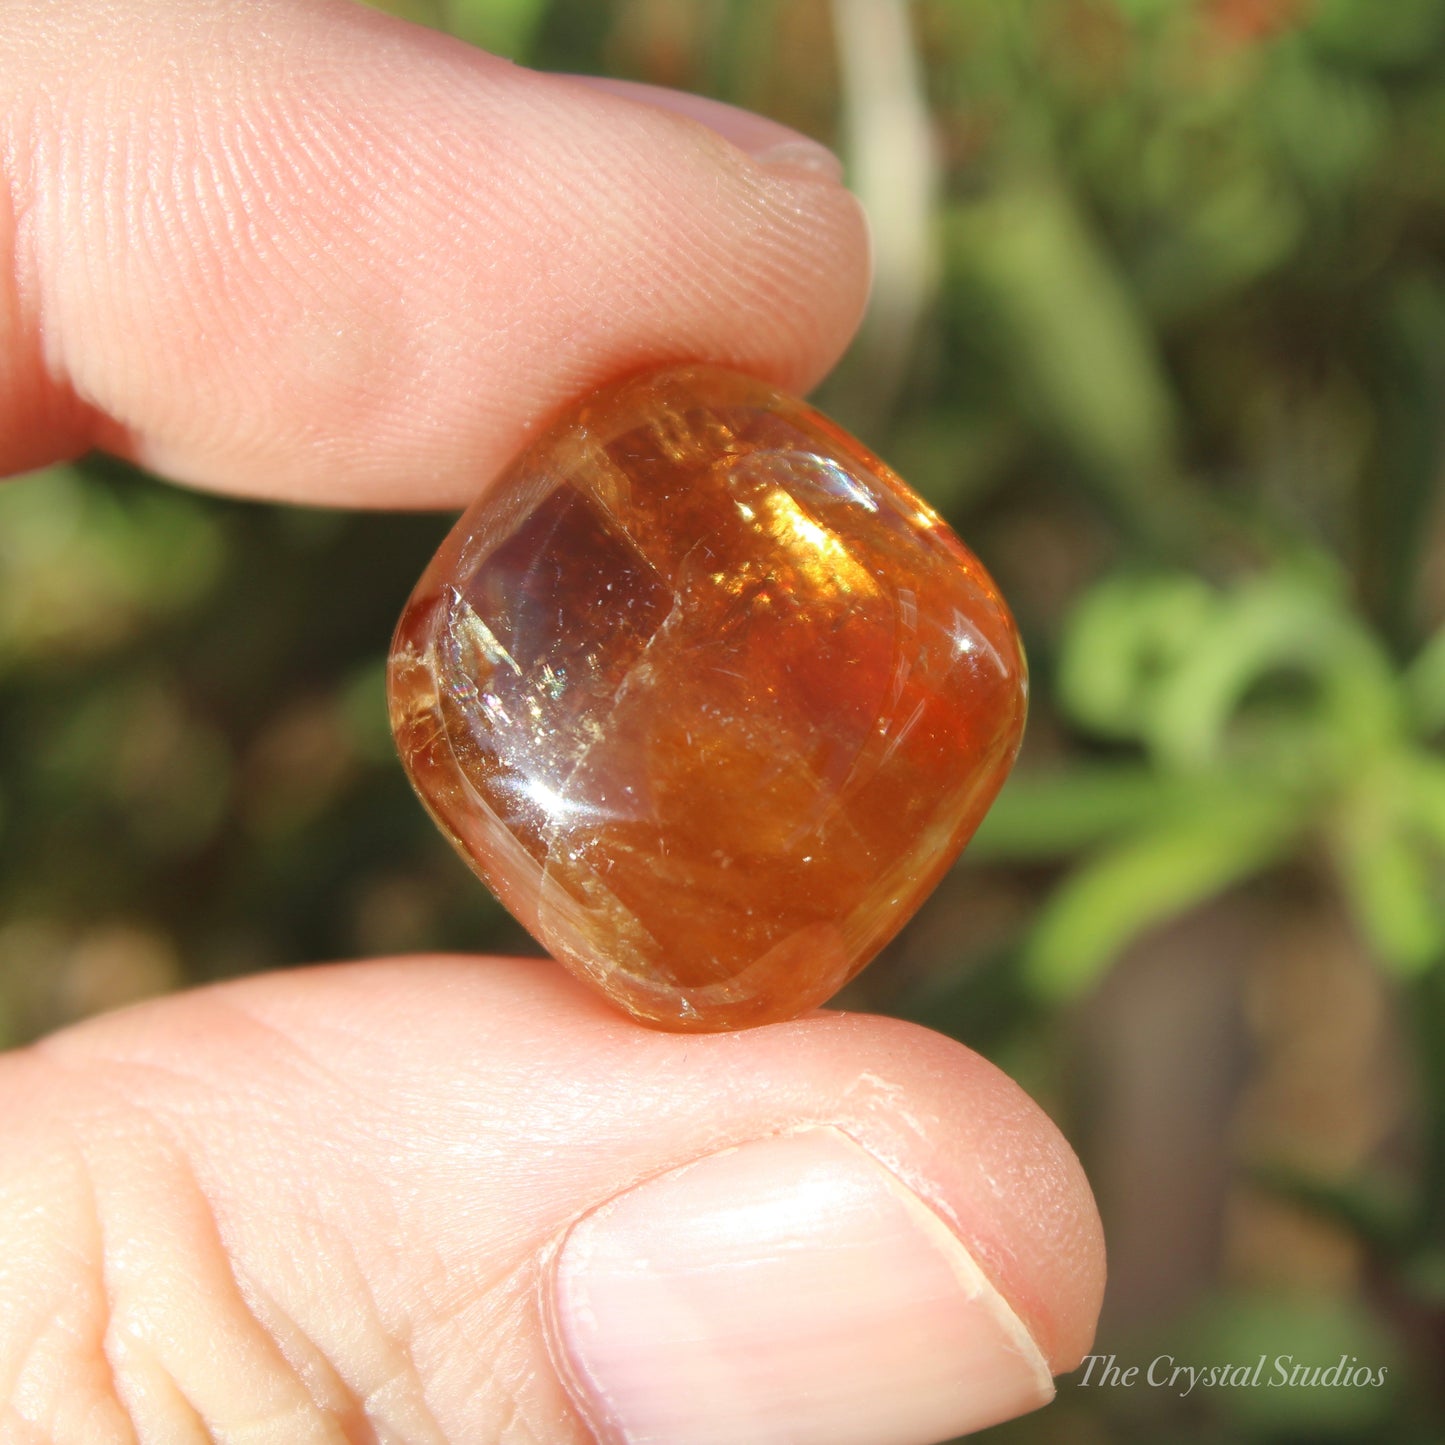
[388,365,1026,1030]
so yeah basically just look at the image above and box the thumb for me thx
[4,958,1104,1444]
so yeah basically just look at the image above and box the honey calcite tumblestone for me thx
[388,365,1026,1031]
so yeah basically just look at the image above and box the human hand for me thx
[0,4,1105,1442]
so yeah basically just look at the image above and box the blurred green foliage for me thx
[982,563,1445,993]
[4,0,1445,1440]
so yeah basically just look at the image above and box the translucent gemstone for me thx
[388,365,1027,1031]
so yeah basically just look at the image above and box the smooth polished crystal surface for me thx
[389,366,1026,1030]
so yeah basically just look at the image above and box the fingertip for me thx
[3,0,873,505]
[552,1127,1057,1445]
[775,1011,1107,1375]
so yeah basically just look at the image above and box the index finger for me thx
[1,0,870,507]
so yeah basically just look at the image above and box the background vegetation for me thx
[2,0,1443,1439]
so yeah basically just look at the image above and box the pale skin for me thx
[0,3,1106,1442]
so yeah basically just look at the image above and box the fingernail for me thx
[565,76,844,181]
[551,1128,1054,1445]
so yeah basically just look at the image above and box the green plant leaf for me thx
[1022,789,1301,999]
[942,180,1191,545]
[354,0,447,25]
[1336,824,1444,977]
[1327,749,1445,975]
[1055,567,1401,774]
[1147,572,1401,771]
[1055,571,1215,743]
[1405,622,1445,738]
[1400,750,1445,850]
[971,765,1195,860]
[440,0,549,56]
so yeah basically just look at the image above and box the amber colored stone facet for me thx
[388,366,1026,1030]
